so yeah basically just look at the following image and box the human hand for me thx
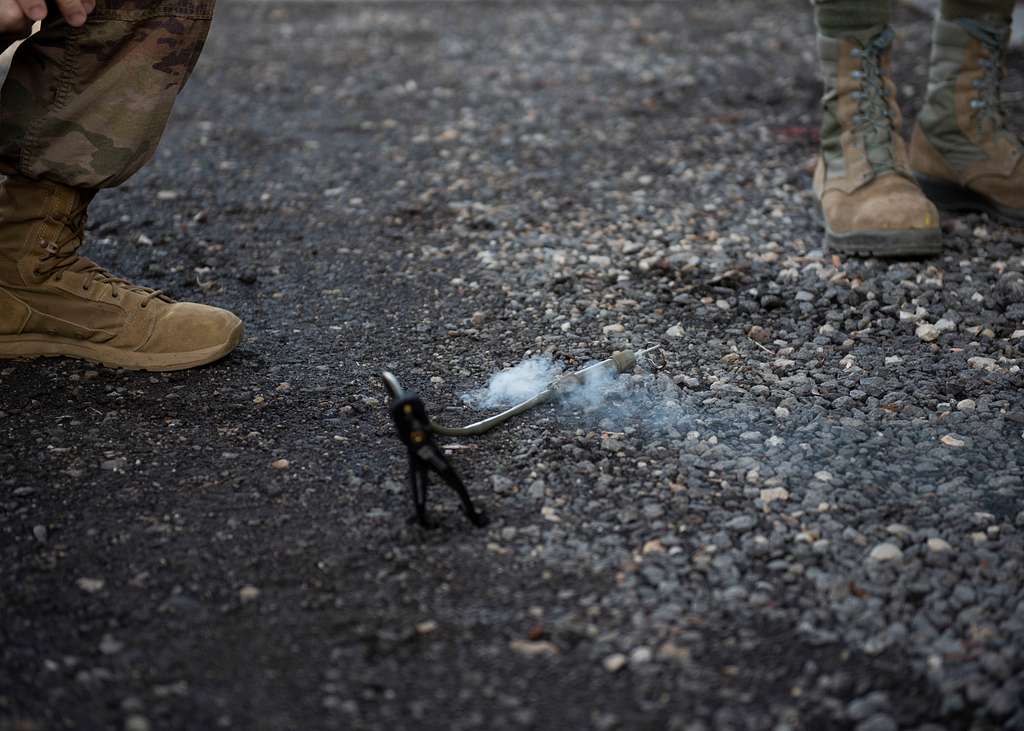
[0,0,33,39]
[1,0,96,34]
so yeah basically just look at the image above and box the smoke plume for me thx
[463,354,692,433]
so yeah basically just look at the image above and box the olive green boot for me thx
[0,175,243,371]
[814,27,942,257]
[911,16,1024,225]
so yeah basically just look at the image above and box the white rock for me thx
[941,434,966,447]
[927,537,953,553]
[956,399,976,411]
[540,506,561,523]
[603,653,627,672]
[238,585,261,602]
[602,323,625,335]
[868,542,903,562]
[934,318,956,333]
[916,323,941,342]
[629,646,653,664]
[77,577,105,593]
[665,324,685,338]
[759,487,790,504]
[1011,329,1024,339]
[510,640,559,657]
[899,307,927,322]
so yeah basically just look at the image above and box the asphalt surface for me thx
[3,2,1024,729]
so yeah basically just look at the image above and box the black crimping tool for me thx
[381,372,489,528]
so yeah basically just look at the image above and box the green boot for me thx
[814,26,942,257]
[911,16,1024,225]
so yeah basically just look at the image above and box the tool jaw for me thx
[381,372,488,529]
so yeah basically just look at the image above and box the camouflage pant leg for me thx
[0,0,214,189]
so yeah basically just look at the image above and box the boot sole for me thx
[914,173,1024,227]
[815,201,943,258]
[0,320,244,372]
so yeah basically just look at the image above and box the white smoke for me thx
[463,353,693,433]
[463,356,563,409]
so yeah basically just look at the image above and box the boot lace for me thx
[848,27,899,175]
[960,18,1018,141]
[33,202,170,309]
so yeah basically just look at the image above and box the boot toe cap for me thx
[823,175,941,235]
[145,303,243,356]
[852,190,939,231]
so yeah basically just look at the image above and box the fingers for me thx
[54,0,91,27]
[0,0,34,35]
[10,0,46,23]
[3,0,97,34]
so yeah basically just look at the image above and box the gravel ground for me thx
[3,2,1024,729]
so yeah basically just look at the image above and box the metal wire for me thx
[384,345,663,437]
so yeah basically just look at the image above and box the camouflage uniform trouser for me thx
[0,0,214,189]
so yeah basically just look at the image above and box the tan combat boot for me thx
[815,27,942,257]
[911,16,1024,226]
[0,175,243,371]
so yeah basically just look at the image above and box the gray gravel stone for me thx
[854,714,898,731]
